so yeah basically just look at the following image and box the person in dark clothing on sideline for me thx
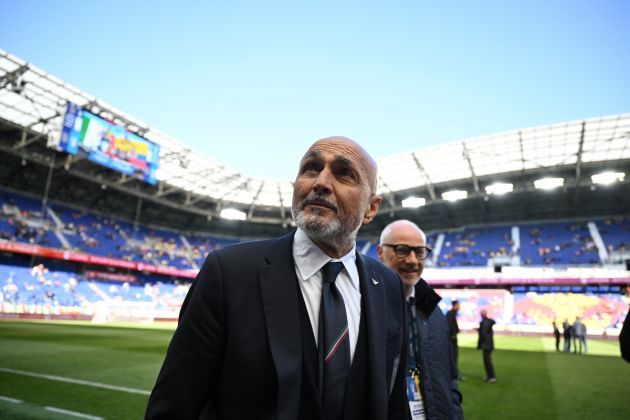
[378,220,464,419]
[562,319,573,352]
[552,317,561,352]
[477,310,496,383]
[446,300,462,379]
[620,309,630,363]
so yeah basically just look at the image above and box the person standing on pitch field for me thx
[446,300,462,379]
[620,309,630,363]
[552,317,561,352]
[573,317,587,354]
[477,309,496,383]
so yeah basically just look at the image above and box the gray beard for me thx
[292,207,360,249]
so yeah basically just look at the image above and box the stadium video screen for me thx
[58,102,159,184]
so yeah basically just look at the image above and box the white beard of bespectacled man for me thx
[292,195,364,250]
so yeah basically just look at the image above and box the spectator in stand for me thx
[2,278,18,303]
[562,319,573,352]
[477,310,496,383]
[377,220,463,419]
[552,317,561,352]
[573,317,587,354]
[446,300,463,379]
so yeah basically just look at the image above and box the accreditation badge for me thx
[406,373,426,420]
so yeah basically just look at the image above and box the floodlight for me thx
[402,197,426,208]
[534,177,564,190]
[591,171,625,185]
[485,183,513,195]
[220,208,247,220]
[442,190,468,201]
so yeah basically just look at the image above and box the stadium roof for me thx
[1,48,630,226]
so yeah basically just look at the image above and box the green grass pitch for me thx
[0,320,628,419]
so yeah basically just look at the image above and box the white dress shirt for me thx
[292,228,362,361]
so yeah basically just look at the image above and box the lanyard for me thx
[407,300,421,371]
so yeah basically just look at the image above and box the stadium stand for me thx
[511,288,627,333]
[1,187,625,271]
[0,263,190,321]
[520,221,600,266]
[437,226,513,267]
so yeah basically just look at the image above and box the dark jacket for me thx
[621,310,630,363]
[145,231,408,420]
[477,316,496,351]
[411,280,464,420]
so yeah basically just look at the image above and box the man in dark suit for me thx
[445,300,461,379]
[621,309,630,363]
[477,310,496,383]
[378,220,463,419]
[145,137,409,420]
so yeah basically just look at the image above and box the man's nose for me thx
[312,167,333,194]
[403,251,419,264]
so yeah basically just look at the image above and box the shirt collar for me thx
[293,228,359,291]
[407,286,416,302]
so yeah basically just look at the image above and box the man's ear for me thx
[363,194,382,224]
[376,244,384,263]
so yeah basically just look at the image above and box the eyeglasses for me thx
[381,244,432,260]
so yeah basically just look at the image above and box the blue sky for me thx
[2,1,629,179]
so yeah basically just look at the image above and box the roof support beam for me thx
[519,131,526,172]
[575,121,586,185]
[377,176,397,210]
[13,129,46,150]
[411,152,437,200]
[155,181,181,197]
[277,184,287,226]
[573,121,587,205]
[0,65,28,91]
[185,192,210,206]
[60,154,87,171]
[116,173,139,186]
[247,182,265,219]
[462,142,480,193]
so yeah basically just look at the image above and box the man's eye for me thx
[338,167,355,178]
[301,163,318,173]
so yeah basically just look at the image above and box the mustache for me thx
[300,195,338,212]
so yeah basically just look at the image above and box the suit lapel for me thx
[259,232,302,420]
[356,252,388,419]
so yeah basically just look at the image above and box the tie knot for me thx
[322,261,344,284]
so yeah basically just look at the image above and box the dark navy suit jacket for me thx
[145,231,408,420]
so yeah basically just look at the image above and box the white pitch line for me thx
[0,367,150,395]
[45,406,104,420]
[0,395,23,404]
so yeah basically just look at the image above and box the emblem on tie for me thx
[372,278,380,285]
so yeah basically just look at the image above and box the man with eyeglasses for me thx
[378,220,463,420]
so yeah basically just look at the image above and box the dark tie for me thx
[319,261,351,420]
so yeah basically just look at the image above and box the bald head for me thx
[379,219,426,245]
[304,136,379,194]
